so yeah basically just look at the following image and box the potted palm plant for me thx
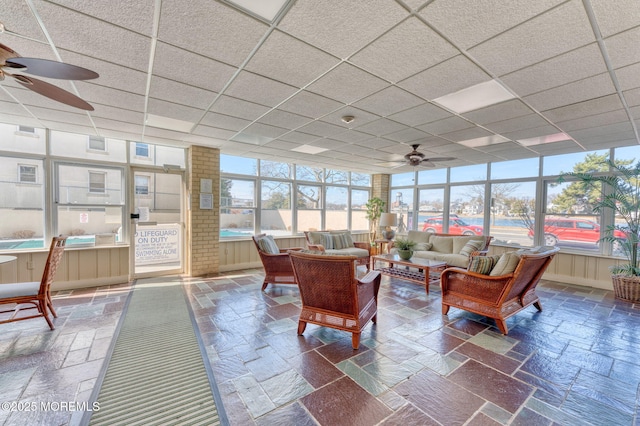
[393,237,417,260]
[560,159,640,301]
[365,197,385,245]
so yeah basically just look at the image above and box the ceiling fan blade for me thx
[427,157,456,162]
[14,74,95,111]
[6,57,99,80]
[421,160,436,168]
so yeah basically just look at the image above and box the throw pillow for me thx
[414,242,433,251]
[257,235,280,254]
[459,240,484,257]
[490,252,521,276]
[468,255,501,275]
[320,233,334,250]
[430,236,453,253]
[332,232,354,250]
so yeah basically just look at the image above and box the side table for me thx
[374,239,393,255]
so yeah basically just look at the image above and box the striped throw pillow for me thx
[320,233,334,250]
[459,240,484,257]
[332,233,354,250]
[257,235,280,254]
[468,255,501,275]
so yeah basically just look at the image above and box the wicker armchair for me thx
[252,234,303,291]
[289,251,381,349]
[440,246,559,334]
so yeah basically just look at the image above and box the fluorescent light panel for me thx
[291,145,328,154]
[433,80,516,114]
[145,114,194,133]
[518,132,571,146]
[225,0,289,21]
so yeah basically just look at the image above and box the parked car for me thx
[422,217,483,235]
[527,217,627,246]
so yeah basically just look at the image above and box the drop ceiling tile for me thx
[557,109,630,132]
[399,55,491,100]
[569,122,634,142]
[148,98,203,122]
[75,81,145,111]
[527,140,584,156]
[388,103,453,127]
[329,130,375,143]
[202,112,251,131]
[463,99,535,125]
[297,121,345,138]
[39,121,96,136]
[352,138,398,150]
[258,110,313,130]
[36,1,151,71]
[149,76,217,110]
[542,94,624,122]
[158,0,268,66]
[278,91,343,119]
[278,131,321,144]
[245,30,339,88]
[58,50,149,95]
[502,125,563,141]
[2,34,58,61]
[500,43,607,96]
[91,103,144,124]
[383,128,432,143]
[525,73,616,112]
[591,0,640,38]
[468,1,595,76]
[333,143,370,155]
[353,118,406,137]
[307,63,389,104]
[46,0,156,35]
[440,127,495,143]
[417,116,474,135]
[624,88,640,107]
[307,138,346,150]
[153,43,238,93]
[3,2,47,41]
[211,96,271,121]
[263,139,303,151]
[224,71,298,107]
[27,106,93,127]
[614,61,640,91]
[350,17,458,83]
[192,125,236,140]
[278,0,407,58]
[353,86,424,117]
[181,134,225,147]
[422,0,564,50]
[485,114,552,134]
[243,122,289,138]
[92,117,143,135]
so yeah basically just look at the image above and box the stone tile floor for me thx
[1,272,639,425]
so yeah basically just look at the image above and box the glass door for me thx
[131,168,184,277]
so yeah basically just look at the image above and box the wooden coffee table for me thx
[371,253,447,296]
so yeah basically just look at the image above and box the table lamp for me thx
[379,212,398,240]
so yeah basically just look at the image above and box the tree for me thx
[365,197,385,243]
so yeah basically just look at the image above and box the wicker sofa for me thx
[303,230,370,267]
[390,231,493,268]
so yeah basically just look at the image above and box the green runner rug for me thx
[86,277,226,426]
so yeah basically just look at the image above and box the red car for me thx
[528,217,626,246]
[422,217,483,235]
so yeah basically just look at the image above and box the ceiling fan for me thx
[394,144,456,167]
[0,41,99,111]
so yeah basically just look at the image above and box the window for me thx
[261,160,291,179]
[89,136,106,151]
[19,165,37,183]
[135,175,150,195]
[326,186,348,230]
[221,178,255,237]
[135,143,149,158]
[56,164,124,246]
[261,180,291,235]
[489,180,536,247]
[351,189,369,231]
[18,125,35,134]
[89,172,106,194]
[296,165,323,182]
[297,184,322,232]
[221,154,256,175]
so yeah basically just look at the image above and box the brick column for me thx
[372,174,390,208]
[187,146,219,276]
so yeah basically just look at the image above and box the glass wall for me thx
[391,146,637,258]
[220,155,372,238]
[0,123,186,250]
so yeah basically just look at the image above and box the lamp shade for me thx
[379,213,398,227]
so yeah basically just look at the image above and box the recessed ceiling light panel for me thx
[225,0,290,21]
[433,80,516,114]
[145,114,194,133]
[292,145,328,154]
